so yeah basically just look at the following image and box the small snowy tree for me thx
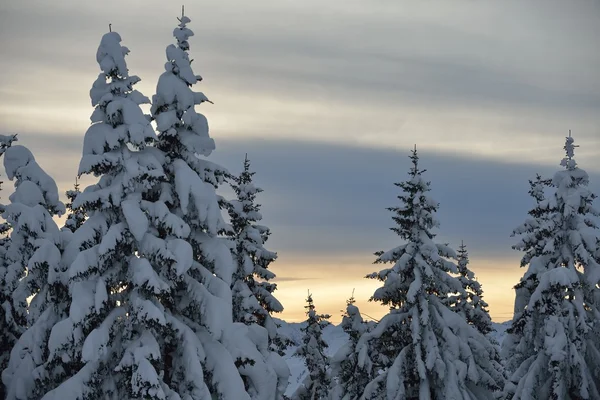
[357,148,504,400]
[226,155,288,351]
[503,134,600,400]
[330,294,372,400]
[513,174,553,310]
[447,241,493,335]
[225,155,291,397]
[502,173,553,371]
[0,141,70,400]
[292,292,331,400]
[63,178,86,232]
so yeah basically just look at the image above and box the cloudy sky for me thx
[1,0,599,322]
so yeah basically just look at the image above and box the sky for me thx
[0,0,599,323]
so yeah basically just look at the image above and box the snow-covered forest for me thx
[1,10,599,400]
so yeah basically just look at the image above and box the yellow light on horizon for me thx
[269,256,523,324]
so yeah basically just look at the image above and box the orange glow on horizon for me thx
[270,255,524,324]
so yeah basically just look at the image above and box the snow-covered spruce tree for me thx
[446,241,493,335]
[63,178,86,232]
[501,173,553,372]
[356,148,504,400]
[39,31,190,399]
[330,295,372,400]
[225,155,291,397]
[226,155,289,351]
[151,12,286,399]
[0,141,71,400]
[292,293,331,400]
[512,174,553,312]
[502,134,600,400]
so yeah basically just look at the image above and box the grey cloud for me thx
[2,132,599,266]
[1,0,598,162]
[1,0,599,116]
[208,137,600,261]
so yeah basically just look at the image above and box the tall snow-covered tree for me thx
[63,178,86,232]
[151,11,286,399]
[292,293,331,400]
[447,241,493,335]
[330,295,372,400]
[0,142,70,400]
[38,30,188,399]
[357,148,504,400]
[226,155,288,352]
[503,134,600,400]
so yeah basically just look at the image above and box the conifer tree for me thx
[39,30,189,399]
[292,292,331,400]
[0,142,70,400]
[63,178,86,232]
[502,173,553,370]
[150,10,269,399]
[357,148,504,400]
[503,134,600,400]
[226,155,288,351]
[513,175,553,311]
[330,294,372,400]
[447,241,493,335]
[225,155,291,397]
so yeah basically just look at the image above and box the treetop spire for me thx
[560,130,579,171]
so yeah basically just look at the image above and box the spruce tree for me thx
[330,294,372,400]
[226,156,288,350]
[63,178,86,232]
[502,174,553,371]
[513,174,553,313]
[503,134,600,400]
[150,11,263,399]
[225,155,291,397]
[40,30,188,399]
[357,148,504,400]
[447,241,493,335]
[0,142,70,400]
[292,293,331,400]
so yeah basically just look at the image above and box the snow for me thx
[8,180,45,207]
[3,145,66,215]
[141,200,190,238]
[81,325,110,363]
[173,159,222,233]
[122,197,149,242]
[130,257,170,294]
[275,318,509,396]
[69,281,96,325]
[222,323,281,399]
[197,330,252,400]
[96,32,129,77]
